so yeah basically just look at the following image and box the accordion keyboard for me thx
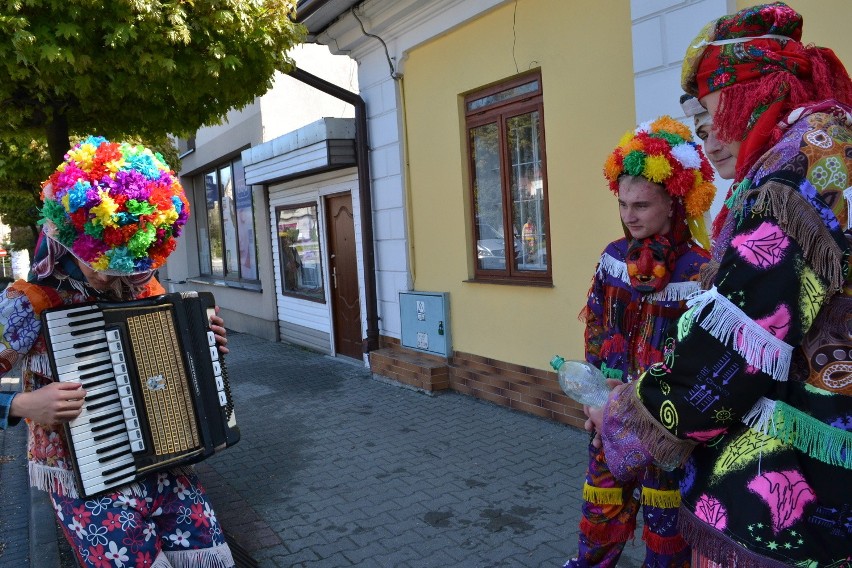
[44,305,141,496]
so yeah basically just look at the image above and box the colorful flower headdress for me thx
[40,136,190,275]
[603,116,716,219]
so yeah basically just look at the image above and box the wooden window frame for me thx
[464,70,552,285]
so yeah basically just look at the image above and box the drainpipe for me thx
[288,66,380,353]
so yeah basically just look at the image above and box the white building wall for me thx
[631,0,735,217]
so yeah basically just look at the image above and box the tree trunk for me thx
[45,113,70,169]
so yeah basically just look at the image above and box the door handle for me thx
[332,266,338,289]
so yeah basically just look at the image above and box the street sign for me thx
[0,249,7,257]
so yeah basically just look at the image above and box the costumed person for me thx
[680,93,737,244]
[586,3,852,566]
[0,136,235,567]
[566,116,715,568]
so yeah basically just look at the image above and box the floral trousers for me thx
[51,468,234,568]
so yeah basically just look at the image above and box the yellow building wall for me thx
[402,0,634,369]
[401,0,850,373]
[734,1,851,66]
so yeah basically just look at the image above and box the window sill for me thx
[184,277,263,293]
[463,277,553,288]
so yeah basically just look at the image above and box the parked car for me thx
[476,221,521,270]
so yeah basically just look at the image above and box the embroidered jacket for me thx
[0,278,165,497]
[601,103,852,567]
[584,238,709,383]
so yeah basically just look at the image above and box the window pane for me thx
[277,205,325,301]
[233,159,257,280]
[471,123,506,271]
[205,171,223,277]
[467,80,538,112]
[219,165,239,277]
[507,111,547,272]
[194,176,211,275]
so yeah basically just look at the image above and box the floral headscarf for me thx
[680,2,852,179]
[40,136,190,275]
[603,116,716,249]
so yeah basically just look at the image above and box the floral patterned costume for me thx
[601,102,852,567]
[568,237,708,568]
[0,277,234,568]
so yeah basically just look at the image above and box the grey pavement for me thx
[1,332,649,567]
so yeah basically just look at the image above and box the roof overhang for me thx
[296,0,361,39]
[242,118,357,185]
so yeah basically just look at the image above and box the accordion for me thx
[42,291,240,498]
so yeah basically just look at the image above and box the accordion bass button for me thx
[207,331,216,346]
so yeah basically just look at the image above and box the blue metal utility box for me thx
[399,291,451,357]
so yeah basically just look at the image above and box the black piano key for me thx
[73,339,104,349]
[78,359,111,371]
[90,411,123,429]
[87,397,119,411]
[96,441,127,455]
[67,315,103,328]
[96,448,127,463]
[80,369,114,383]
[75,346,110,359]
[85,390,116,403]
[102,465,136,484]
[93,425,125,442]
[80,375,115,390]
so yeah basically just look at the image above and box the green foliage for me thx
[0,136,49,235]
[0,0,306,144]
[0,0,304,250]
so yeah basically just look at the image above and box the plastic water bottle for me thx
[550,356,611,407]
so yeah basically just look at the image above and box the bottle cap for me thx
[550,355,565,371]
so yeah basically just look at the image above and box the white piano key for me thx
[75,442,129,466]
[71,428,128,451]
[73,433,129,458]
[69,402,123,429]
[47,317,105,332]
[54,350,111,370]
[77,451,133,473]
[43,305,100,322]
[48,329,108,352]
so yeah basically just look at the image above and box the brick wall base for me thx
[370,336,585,428]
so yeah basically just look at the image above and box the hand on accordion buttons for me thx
[210,305,229,355]
[12,381,86,425]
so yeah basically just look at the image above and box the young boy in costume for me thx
[567,117,715,567]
